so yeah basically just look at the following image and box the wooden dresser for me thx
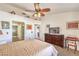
[45,33,64,47]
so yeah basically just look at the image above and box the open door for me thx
[34,24,40,39]
[12,21,25,42]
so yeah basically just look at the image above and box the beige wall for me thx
[0,11,41,43]
[40,11,79,50]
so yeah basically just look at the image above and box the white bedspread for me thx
[0,40,58,56]
[35,44,58,56]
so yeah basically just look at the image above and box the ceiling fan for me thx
[9,3,50,19]
[33,3,50,17]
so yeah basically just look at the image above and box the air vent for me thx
[9,11,16,14]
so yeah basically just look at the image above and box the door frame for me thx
[12,21,25,42]
[34,24,40,39]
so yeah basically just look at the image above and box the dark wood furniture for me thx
[45,33,64,47]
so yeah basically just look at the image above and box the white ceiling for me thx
[0,3,79,19]
[11,3,79,14]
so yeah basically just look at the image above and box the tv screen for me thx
[49,27,60,34]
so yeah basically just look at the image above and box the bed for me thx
[0,39,58,56]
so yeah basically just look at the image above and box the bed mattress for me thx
[0,40,58,56]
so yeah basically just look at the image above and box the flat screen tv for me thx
[49,27,60,34]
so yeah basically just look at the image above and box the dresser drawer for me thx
[45,34,64,47]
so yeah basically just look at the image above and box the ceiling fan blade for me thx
[40,8,50,12]
[34,3,40,12]
[33,3,50,18]
[40,13,45,16]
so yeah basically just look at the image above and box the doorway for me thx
[12,21,25,42]
[34,24,40,39]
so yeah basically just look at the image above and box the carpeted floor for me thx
[54,45,79,56]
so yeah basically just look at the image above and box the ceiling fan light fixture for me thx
[33,12,41,17]
[33,13,37,17]
[37,12,41,17]
[33,3,50,18]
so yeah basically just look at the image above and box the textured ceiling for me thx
[11,3,79,13]
[0,3,79,19]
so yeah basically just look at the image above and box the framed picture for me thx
[26,24,32,30]
[1,21,10,29]
[67,22,78,29]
